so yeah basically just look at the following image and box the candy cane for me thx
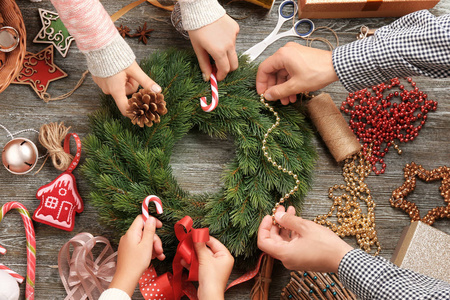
[200,71,219,112]
[142,195,163,224]
[0,263,25,283]
[0,202,36,300]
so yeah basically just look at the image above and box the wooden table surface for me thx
[0,0,449,299]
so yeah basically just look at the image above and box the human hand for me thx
[195,236,234,300]
[257,206,353,273]
[256,42,339,105]
[188,14,239,82]
[92,61,162,116]
[109,215,165,296]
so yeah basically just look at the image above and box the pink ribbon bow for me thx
[58,232,118,300]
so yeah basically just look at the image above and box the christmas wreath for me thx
[82,49,317,263]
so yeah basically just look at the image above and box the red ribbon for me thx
[139,216,208,300]
[139,216,266,300]
[172,216,209,299]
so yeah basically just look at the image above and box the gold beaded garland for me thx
[314,148,381,256]
[389,162,450,225]
[260,95,301,224]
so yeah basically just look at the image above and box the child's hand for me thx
[195,236,234,300]
[92,61,162,116]
[188,14,239,82]
[109,215,164,296]
[257,206,353,273]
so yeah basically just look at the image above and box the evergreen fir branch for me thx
[82,49,317,266]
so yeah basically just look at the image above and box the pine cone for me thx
[127,89,167,127]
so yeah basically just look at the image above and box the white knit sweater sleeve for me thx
[98,288,131,300]
[178,0,226,31]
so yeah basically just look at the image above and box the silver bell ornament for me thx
[2,138,38,175]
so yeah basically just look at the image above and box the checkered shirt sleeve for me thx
[332,10,450,92]
[338,249,450,299]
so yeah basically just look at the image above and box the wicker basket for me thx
[0,0,26,94]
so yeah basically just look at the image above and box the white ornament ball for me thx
[0,269,20,300]
[2,138,38,175]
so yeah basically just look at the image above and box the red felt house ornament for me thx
[33,133,83,231]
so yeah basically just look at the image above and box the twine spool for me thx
[307,93,360,162]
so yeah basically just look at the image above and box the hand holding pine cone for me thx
[127,89,168,127]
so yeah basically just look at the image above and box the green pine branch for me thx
[81,49,317,268]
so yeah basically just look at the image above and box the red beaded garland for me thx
[341,78,438,174]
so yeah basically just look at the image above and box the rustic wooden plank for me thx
[0,0,448,299]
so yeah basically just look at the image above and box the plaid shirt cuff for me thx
[338,249,450,299]
[332,10,450,92]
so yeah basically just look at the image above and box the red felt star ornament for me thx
[12,45,67,99]
[389,162,450,225]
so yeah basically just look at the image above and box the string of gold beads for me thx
[314,148,381,256]
[260,94,301,224]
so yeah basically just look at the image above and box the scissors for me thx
[242,0,314,62]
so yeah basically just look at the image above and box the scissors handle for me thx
[242,38,273,62]
[279,0,298,18]
[294,19,314,37]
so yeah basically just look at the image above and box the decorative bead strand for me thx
[260,95,300,224]
[389,162,450,226]
[341,77,437,174]
[314,148,381,256]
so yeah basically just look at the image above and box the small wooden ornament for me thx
[33,8,74,57]
[12,45,67,99]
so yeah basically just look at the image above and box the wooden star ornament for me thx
[12,46,67,99]
[389,162,450,225]
[33,8,74,57]
[132,22,154,45]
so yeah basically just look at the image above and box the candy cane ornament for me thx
[142,195,163,224]
[0,201,36,300]
[200,71,219,112]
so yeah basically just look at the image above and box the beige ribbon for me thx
[58,233,118,300]
[111,0,174,22]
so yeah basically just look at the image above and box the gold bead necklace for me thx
[314,148,381,256]
[260,95,300,224]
